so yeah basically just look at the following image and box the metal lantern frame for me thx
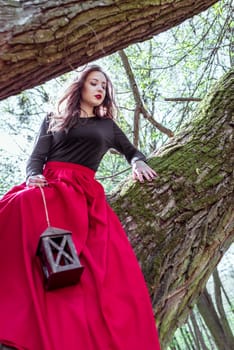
[36,187,84,291]
[37,227,84,290]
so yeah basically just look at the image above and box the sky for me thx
[0,132,27,154]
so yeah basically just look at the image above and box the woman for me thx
[0,65,161,350]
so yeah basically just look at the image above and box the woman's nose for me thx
[97,85,103,92]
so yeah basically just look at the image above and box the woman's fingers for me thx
[132,161,158,183]
[26,175,48,187]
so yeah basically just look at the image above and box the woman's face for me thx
[80,71,107,113]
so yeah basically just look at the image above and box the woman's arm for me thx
[112,121,158,182]
[26,116,52,187]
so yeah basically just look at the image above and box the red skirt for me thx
[0,161,160,350]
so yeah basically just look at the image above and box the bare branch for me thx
[118,49,174,138]
[133,107,140,147]
[164,98,202,102]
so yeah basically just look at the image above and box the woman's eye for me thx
[90,83,96,86]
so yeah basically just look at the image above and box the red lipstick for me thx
[95,94,102,100]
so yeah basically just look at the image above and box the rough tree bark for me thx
[0,0,218,100]
[110,69,234,348]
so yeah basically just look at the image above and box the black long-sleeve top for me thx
[26,116,146,178]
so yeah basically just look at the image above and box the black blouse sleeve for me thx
[112,121,147,164]
[26,117,52,178]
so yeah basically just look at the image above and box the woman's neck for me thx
[79,107,95,118]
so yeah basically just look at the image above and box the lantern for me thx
[37,227,84,290]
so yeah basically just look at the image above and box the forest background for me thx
[0,0,233,349]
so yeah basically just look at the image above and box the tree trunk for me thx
[213,268,234,347]
[197,288,232,350]
[187,320,200,350]
[0,0,218,100]
[197,311,215,350]
[181,326,195,350]
[190,311,209,350]
[110,68,234,348]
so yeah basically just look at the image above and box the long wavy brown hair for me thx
[48,65,116,132]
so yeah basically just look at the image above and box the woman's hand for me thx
[132,160,158,183]
[26,174,48,187]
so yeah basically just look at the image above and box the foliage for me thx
[0,150,25,195]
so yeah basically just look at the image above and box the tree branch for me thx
[0,0,218,100]
[164,97,202,102]
[133,107,140,147]
[118,49,174,138]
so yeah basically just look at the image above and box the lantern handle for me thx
[39,186,51,227]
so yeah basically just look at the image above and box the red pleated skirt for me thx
[0,161,160,350]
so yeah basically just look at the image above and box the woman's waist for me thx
[44,161,96,178]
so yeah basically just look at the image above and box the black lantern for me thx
[37,227,84,290]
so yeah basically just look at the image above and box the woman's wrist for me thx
[131,157,146,166]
